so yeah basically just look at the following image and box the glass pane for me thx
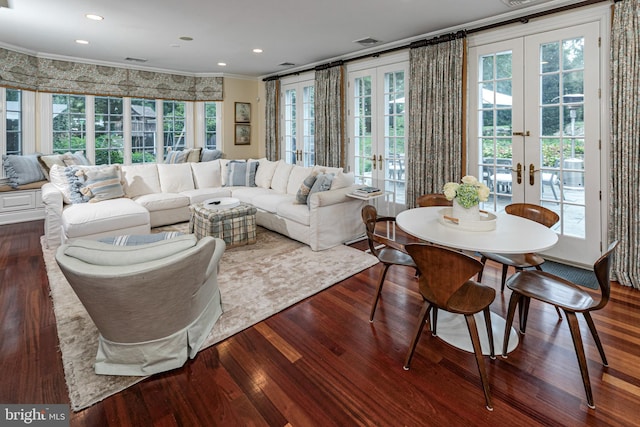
[495,52,512,79]
[541,107,560,136]
[481,55,494,81]
[481,82,494,108]
[562,70,583,99]
[541,42,559,73]
[481,110,494,136]
[541,138,561,167]
[541,74,560,104]
[563,38,584,70]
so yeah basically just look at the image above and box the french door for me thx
[282,79,315,166]
[348,61,408,213]
[468,21,602,266]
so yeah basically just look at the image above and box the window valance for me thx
[0,47,223,101]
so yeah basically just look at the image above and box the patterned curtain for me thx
[265,79,280,161]
[314,64,345,168]
[406,35,466,209]
[0,47,223,101]
[610,0,640,289]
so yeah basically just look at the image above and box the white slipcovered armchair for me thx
[55,234,225,376]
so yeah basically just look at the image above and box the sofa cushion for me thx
[62,198,150,239]
[225,160,258,187]
[295,173,317,204]
[2,154,46,188]
[230,187,275,204]
[157,163,195,193]
[287,165,313,195]
[270,161,293,194]
[77,165,125,203]
[254,157,278,189]
[120,164,162,198]
[180,187,231,205]
[276,202,311,226]
[190,160,222,189]
[62,234,197,266]
[331,171,355,189]
[132,192,190,212]
[251,193,295,214]
[313,165,343,176]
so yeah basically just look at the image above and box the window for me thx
[204,102,218,149]
[131,98,157,163]
[95,97,124,165]
[163,100,186,158]
[5,89,22,156]
[52,94,87,154]
[281,77,314,166]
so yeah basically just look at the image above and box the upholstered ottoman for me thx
[189,201,257,247]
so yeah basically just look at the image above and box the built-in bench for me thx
[0,180,47,225]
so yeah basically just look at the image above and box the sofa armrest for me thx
[42,182,64,248]
[309,184,359,209]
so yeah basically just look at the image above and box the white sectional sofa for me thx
[41,158,366,251]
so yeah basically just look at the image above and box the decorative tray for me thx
[438,208,497,232]
[203,197,240,210]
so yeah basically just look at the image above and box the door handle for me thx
[378,155,383,170]
[511,163,522,184]
[529,163,540,185]
[372,154,376,170]
[513,131,530,136]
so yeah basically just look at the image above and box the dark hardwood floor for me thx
[1,220,639,426]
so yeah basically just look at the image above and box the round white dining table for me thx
[395,206,559,254]
[395,206,559,355]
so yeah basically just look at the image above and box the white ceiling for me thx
[0,0,584,78]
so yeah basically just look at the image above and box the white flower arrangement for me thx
[443,175,490,209]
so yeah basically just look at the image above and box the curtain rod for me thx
[263,0,612,82]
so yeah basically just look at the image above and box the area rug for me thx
[42,226,378,411]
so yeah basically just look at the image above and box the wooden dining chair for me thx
[477,203,559,292]
[501,241,618,409]
[361,205,417,322]
[415,193,452,207]
[403,243,496,410]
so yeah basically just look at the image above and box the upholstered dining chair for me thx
[361,205,417,322]
[403,243,496,410]
[501,241,618,409]
[477,203,559,292]
[415,193,452,207]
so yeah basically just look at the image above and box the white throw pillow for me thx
[254,157,279,189]
[190,160,222,189]
[287,165,313,195]
[331,171,355,189]
[313,165,343,176]
[120,164,162,198]
[157,163,195,193]
[219,159,231,186]
[270,161,293,194]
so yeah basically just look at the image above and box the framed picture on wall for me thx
[235,124,251,145]
[235,102,251,123]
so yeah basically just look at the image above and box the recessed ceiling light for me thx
[179,36,193,41]
[252,48,263,54]
[353,37,380,47]
[169,44,180,48]
[217,62,227,67]
[75,39,89,45]
[85,14,104,21]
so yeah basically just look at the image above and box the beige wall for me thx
[219,77,266,160]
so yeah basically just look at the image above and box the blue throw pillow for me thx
[225,160,258,187]
[296,173,318,204]
[165,150,187,164]
[2,154,46,187]
[307,172,334,207]
[201,149,223,162]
